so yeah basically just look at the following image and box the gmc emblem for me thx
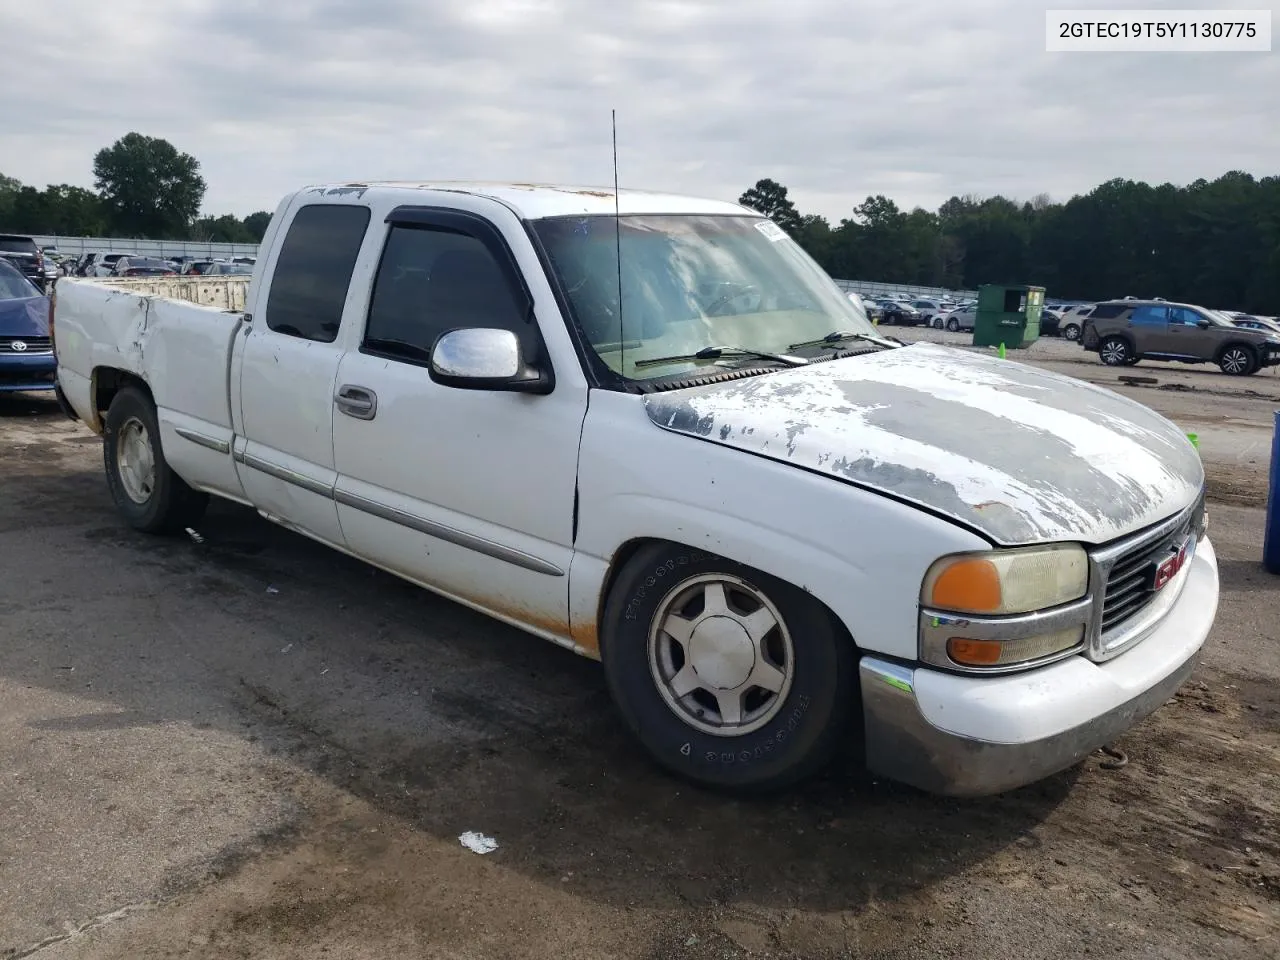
[1148,538,1192,592]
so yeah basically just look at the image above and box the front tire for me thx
[1099,336,1132,366]
[103,387,208,533]
[600,544,856,793]
[1218,345,1258,376]
[946,318,960,332]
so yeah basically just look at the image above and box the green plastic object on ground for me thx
[973,284,1045,349]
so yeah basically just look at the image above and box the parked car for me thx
[874,298,923,325]
[200,261,254,276]
[181,260,218,276]
[54,180,1218,798]
[1039,307,1062,337]
[1058,304,1094,342]
[0,234,47,291]
[910,299,955,328]
[1231,316,1280,334]
[112,257,179,278]
[1081,299,1280,375]
[87,253,126,277]
[0,257,55,393]
[941,303,977,332]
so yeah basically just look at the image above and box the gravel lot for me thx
[2,339,1279,959]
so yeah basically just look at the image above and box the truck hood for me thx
[642,342,1204,546]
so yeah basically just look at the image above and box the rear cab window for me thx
[263,204,371,342]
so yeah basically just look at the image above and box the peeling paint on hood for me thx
[643,342,1204,546]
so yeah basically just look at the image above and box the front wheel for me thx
[103,387,208,533]
[600,544,856,792]
[1218,345,1258,376]
[946,318,960,332]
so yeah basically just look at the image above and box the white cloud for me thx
[3,0,1275,222]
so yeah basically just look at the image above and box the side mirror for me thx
[1196,319,1211,329]
[429,327,552,394]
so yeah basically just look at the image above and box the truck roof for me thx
[297,181,753,220]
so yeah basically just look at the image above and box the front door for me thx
[331,208,586,643]
[235,202,372,547]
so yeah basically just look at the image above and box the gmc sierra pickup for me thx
[52,181,1219,795]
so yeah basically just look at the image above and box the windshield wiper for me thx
[633,345,809,369]
[788,330,900,351]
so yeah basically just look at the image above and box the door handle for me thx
[335,385,377,420]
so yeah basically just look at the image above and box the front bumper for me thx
[0,353,57,392]
[859,534,1218,797]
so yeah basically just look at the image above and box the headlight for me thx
[921,544,1088,615]
[919,544,1092,672]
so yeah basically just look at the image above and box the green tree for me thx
[243,211,272,241]
[738,178,802,234]
[191,214,254,243]
[93,133,206,238]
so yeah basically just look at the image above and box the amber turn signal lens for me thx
[929,557,1002,613]
[946,638,1003,666]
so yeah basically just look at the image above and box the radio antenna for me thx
[612,109,624,373]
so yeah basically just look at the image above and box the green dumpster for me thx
[972,284,1045,349]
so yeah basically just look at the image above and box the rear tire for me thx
[1099,336,1132,366]
[1218,345,1258,376]
[600,543,856,793]
[1062,322,1081,341]
[103,387,209,534]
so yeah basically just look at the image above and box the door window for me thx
[362,224,532,365]
[1129,305,1168,326]
[1167,307,1204,327]
[264,204,371,343]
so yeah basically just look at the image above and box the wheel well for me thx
[94,367,152,422]
[595,537,858,654]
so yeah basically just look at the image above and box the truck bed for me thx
[53,277,246,448]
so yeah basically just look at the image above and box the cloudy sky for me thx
[4,0,1276,222]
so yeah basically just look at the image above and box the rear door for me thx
[1126,304,1170,353]
[233,201,372,547]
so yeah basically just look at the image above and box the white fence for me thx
[32,235,260,260]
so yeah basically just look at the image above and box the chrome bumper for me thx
[858,650,1197,797]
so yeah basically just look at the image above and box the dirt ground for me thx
[2,340,1279,959]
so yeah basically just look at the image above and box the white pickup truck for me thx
[52,181,1219,796]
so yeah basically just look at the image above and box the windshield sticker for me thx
[754,220,788,242]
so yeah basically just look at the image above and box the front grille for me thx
[1098,495,1204,635]
[0,336,53,354]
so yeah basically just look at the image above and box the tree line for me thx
[740,173,1280,313]
[0,132,271,244]
[4,132,1275,311]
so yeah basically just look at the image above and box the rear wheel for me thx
[103,387,208,533]
[600,543,856,793]
[1218,345,1258,376]
[1062,322,1081,341]
[1099,336,1132,366]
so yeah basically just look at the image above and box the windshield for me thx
[531,214,876,381]
[0,260,40,299]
